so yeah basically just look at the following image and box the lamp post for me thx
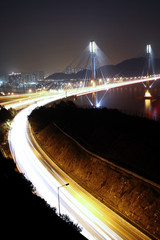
[58,183,69,216]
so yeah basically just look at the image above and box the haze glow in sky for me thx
[1,0,160,74]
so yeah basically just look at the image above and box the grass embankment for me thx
[28,101,160,239]
[0,105,85,240]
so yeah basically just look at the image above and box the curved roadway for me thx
[7,93,153,240]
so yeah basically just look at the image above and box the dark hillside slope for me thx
[0,152,85,239]
[29,119,160,240]
[29,102,160,239]
[29,102,160,184]
[46,57,160,80]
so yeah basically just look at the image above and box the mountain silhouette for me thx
[46,57,160,80]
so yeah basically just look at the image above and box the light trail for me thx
[7,90,153,240]
[76,76,158,97]
[2,91,65,110]
[8,100,117,240]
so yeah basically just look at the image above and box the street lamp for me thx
[57,183,69,215]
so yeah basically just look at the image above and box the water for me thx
[76,80,160,121]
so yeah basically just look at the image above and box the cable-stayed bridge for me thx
[1,41,159,110]
[5,42,160,240]
[47,41,159,107]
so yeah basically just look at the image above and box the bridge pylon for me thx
[90,40,97,107]
[144,44,152,99]
[90,40,96,80]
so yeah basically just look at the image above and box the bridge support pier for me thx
[92,92,97,108]
[144,80,152,98]
[144,88,152,98]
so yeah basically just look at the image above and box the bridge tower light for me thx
[146,44,151,54]
[89,40,96,80]
[145,44,152,98]
[89,40,96,108]
[90,40,96,53]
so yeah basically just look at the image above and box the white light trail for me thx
[7,83,154,240]
[8,101,121,240]
[76,75,158,97]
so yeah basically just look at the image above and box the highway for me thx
[0,91,64,109]
[6,91,153,240]
[1,74,159,110]
[76,76,158,97]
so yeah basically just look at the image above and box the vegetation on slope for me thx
[0,153,84,239]
[0,106,85,240]
[0,106,17,155]
[28,101,160,239]
[29,100,160,184]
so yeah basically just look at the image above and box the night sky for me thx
[1,0,160,75]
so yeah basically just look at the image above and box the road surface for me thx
[8,94,153,240]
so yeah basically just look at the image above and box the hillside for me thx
[28,101,160,239]
[0,106,85,240]
[0,152,85,239]
[29,101,160,184]
[46,57,160,80]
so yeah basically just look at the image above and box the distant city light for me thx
[9,72,21,76]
